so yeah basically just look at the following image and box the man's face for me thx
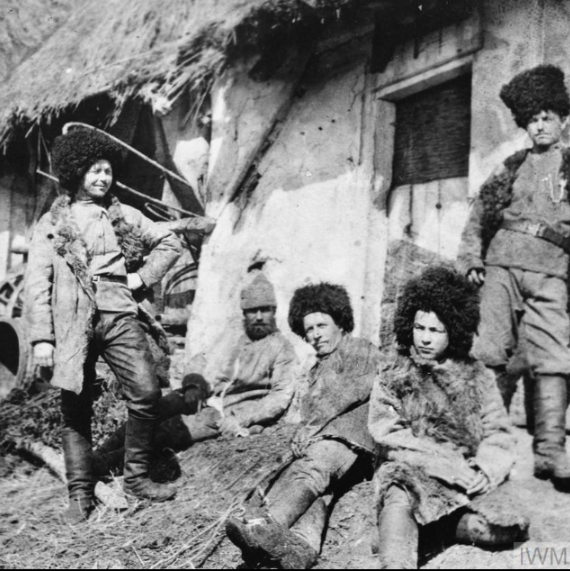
[527,110,567,150]
[243,306,277,340]
[303,312,343,357]
[413,310,449,361]
[77,160,113,201]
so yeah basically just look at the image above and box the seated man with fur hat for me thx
[458,64,570,490]
[93,272,299,467]
[25,127,182,524]
[369,267,528,569]
[226,283,381,570]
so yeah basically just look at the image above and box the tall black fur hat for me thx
[500,64,570,128]
[394,266,480,359]
[288,282,354,338]
[52,127,124,192]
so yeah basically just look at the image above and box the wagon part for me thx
[0,318,28,401]
[0,273,24,319]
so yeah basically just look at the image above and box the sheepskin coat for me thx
[458,146,570,276]
[293,335,381,455]
[24,195,181,394]
[369,349,516,526]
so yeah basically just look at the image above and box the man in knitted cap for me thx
[226,283,381,569]
[93,271,299,463]
[24,127,182,523]
[458,64,570,491]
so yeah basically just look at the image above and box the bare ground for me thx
[2,424,570,570]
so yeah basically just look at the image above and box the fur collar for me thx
[49,194,147,297]
[386,351,486,455]
[479,146,570,253]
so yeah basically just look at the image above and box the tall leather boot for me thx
[533,374,570,491]
[123,415,177,502]
[61,427,95,525]
[377,486,419,569]
[455,511,529,546]
[226,503,319,569]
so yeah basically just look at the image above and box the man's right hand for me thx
[33,342,54,368]
[467,268,486,287]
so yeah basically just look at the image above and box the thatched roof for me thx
[0,0,74,81]
[0,0,356,143]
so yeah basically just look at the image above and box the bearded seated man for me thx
[94,272,299,474]
[225,283,382,570]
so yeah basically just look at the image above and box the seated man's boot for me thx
[455,512,529,547]
[226,505,318,569]
[533,375,570,491]
[123,415,177,502]
[377,486,419,569]
[61,427,95,525]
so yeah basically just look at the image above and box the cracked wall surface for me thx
[184,38,387,382]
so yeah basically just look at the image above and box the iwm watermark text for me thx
[516,544,570,569]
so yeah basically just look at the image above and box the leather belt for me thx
[92,275,128,284]
[502,219,570,254]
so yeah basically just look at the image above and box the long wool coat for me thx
[369,349,516,526]
[294,335,381,455]
[24,195,181,394]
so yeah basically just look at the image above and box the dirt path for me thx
[1,428,570,569]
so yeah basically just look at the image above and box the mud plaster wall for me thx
[470,0,570,194]
[183,41,387,382]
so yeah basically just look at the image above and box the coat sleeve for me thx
[24,216,55,345]
[235,339,299,428]
[368,367,475,485]
[123,205,182,287]
[456,163,507,276]
[456,197,485,276]
[472,367,517,488]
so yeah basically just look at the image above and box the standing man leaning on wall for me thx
[458,65,570,492]
[24,128,182,524]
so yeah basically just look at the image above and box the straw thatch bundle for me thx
[0,0,73,82]
[0,0,355,143]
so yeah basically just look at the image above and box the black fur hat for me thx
[394,266,480,359]
[288,282,354,338]
[52,127,124,192]
[500,64,570,128]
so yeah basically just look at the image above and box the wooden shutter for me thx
[392,74,472,186]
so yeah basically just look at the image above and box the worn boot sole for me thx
[225,517,264,561]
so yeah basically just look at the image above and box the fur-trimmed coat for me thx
[292,335,381,455]
[457,146,570,275]
[24,195,181,394]
[368,349,516,526]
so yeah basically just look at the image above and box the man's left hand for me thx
[127,273,144,291]
[217,416,249,438]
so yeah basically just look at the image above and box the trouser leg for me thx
[377,486,419,569]
[226,440,359,569]
[99,313,175,501]
[266,440,359,528]
[473,267,523,410]
[60,383,95,524]
[290,494,333,555]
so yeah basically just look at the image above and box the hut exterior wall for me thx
[0,177,13,283]
[184,45,387,380]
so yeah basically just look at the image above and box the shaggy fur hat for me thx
[288,282,354,338]
[241,273,277,310]
[52,128,124,192]
[500,65,570,128]
[394,266,480,359]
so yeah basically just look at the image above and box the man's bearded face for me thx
[243,306,277,340]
